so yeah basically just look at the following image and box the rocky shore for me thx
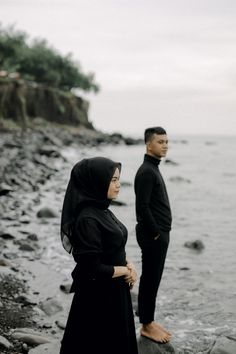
[0,123,142,354]
[0,124,236,354]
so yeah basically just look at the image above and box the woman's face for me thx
[107,167,120,199]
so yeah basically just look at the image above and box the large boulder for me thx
[138,335,176,354]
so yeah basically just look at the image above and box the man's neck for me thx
[146,152,161,160]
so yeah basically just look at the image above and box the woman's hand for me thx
[112,263,137,289]
[124,261,137,289]
[126,261,135,271]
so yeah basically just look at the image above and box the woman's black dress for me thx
[60,206,138,354]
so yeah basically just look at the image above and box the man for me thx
[134,126,172,343]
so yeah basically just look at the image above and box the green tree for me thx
[0,25,27,71]
[0,25,99,93]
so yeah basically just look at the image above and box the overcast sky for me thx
[1,0,236,136]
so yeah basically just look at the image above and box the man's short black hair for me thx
[144,127,167,143]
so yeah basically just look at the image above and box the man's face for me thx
[146,133,169,159]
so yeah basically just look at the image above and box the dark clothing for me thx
[134,154,172,238]
[61,157,121,253]
[134,154,172,324]
[70,207,127,289]
[137,230,169,324]
[60,206,138,354]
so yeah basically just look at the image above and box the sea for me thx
[39,134,236,351]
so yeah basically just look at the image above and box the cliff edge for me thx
[0,76,92,130]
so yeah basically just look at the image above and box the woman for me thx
[60,157,138,354]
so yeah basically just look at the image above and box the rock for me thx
[22,342,29,352]
[19,243,36,252]
[14,295,36,306]
[59,283,71,294]
[111,199,127,206]
[184,239,205,251]
[3,252,19,259]
[55,320,66,330]
[164,159,179,166]
[209,335,236,354]
[40,131,63,147]
[39,298,63,316]
[179,267,190,271]
[11,331,53,345]
[205,141,217,146]
[0,182,13,196]
[0,334,13,349]
[28,341,61,354]
[1,214,18,221]
[121,181,132,187]
[37,207,57,218]
[0,265,13,275]
[20,215,31,224]
[169,176,191,183]
[0,78,90,128]
[0,232,15,240]
[0,257,12,267]
[33,155,52,169]
[42,323,53,329]
[37,145,61,158]
[137,335,176,353]
[27,233,38,241]
[124,137,140,145]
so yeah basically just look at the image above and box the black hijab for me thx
[60,157,121,253]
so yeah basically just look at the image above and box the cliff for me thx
[0,77,92,130]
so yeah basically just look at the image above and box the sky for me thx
[1,0,236,137]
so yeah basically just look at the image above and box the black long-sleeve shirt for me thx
[134,154,172,237]
[70,206,128,291]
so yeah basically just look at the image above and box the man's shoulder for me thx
[136,161,155,173]
[135,163,156,180]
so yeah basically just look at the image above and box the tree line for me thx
[0,24,99,93]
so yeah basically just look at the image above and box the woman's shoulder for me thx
[77,207,107,222]
[75,207,112,234]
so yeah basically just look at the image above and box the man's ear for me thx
[146,141,152,152]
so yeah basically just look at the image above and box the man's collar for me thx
[144,154,161,166]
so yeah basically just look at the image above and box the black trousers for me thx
[136,229,169,324]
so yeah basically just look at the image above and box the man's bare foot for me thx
[140,322,170,343]
[153,322,172,336]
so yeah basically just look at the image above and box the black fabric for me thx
[134,154,172,324]
[60,157,121,252]
[60,278,138,354]
[60,206,138,354]
[136,230,169,324]
[70,207,128,287]
[134,154,172,238]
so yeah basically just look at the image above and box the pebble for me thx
[36,207,57,218]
